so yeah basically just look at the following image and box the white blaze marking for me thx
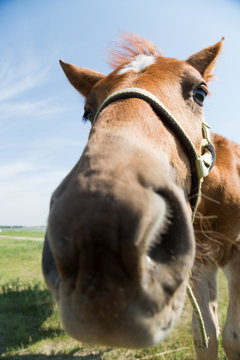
[118,54,156,75]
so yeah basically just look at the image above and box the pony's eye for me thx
[193,86,208,106]
[83,110,94,123]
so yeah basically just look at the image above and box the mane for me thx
[107,33,162,69]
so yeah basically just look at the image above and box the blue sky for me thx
[1,0,240,226]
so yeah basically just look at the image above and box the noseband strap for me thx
[91,87,215,221]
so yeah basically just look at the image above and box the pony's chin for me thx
[58,276,188,349]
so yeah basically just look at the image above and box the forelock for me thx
[107,33,162,69]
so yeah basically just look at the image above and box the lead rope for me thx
[188,123,211,350]
[91,87,214,349]
[187,285,209,348]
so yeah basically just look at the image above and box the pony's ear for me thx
[186,38,224,82]
[59,60,105,98]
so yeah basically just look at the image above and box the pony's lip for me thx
[58,269,188,349]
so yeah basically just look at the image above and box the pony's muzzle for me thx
[44,180,195,348]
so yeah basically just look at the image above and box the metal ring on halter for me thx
[205,144,216,170]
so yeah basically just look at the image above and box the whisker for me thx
[201,192,221,205]
[194,211,240,265]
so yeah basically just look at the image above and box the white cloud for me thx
[0,74,41,102]
[0,98,65,119]
[0,161,36,180]
[0,54,66,121]
[0,56,51,102]
[0,52,71,225]
[0,160,67,226]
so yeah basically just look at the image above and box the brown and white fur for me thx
[42,34,240,359]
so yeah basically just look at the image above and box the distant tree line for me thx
[0,226,23,229]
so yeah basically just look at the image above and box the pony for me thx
[42,34,240,359]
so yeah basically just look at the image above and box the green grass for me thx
[0,235,228,359]
[0,238,43,283]
[0,231,44,237]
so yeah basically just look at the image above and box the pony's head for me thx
[43,34,223,348]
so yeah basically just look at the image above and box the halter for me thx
[91,87,215,221]
[91,87,214,348]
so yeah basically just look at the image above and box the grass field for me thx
[0,232,228,359]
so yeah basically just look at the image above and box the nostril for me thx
[148,188,193,264]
